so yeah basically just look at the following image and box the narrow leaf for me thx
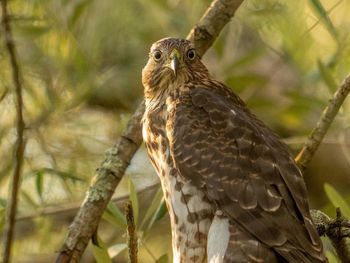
[17,25,50,38]
[0,198,6,207]
[108,243,128,259]
[92,236,112,263]
[324,183,350,218]
[156,254,169,263]
[102,202,127,228]
[308,0,337,39]
[20,191,38,208]
[325,250,339,263]
[128,177,139,226]
[140,187,163,230]
[69,0,92,28]
[317,60,338,92]
[35,171,44,200]
[0,207,5,233]
[146,198,167,234]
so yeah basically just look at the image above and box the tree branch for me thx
[55,1,244,262]
[311,209,350,263]
[55,102,145,263]
[295,75,350,262]
[187,0,244,56]
[1,1,26,262]
[296,74,350,172]
[294,73,350,263]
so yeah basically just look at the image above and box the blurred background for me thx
[0,0,350,262]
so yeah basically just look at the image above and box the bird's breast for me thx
[142,103,215,262]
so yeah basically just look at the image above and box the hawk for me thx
[141,37,326,263]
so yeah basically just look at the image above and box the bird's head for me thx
[142,37,209,97]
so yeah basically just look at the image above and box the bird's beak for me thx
[169,49,180,77]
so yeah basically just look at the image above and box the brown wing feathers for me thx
[167,83,326,262]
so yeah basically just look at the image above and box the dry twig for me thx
[126,202,138,263]
[1,1,26,262]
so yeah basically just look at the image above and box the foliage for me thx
[1,0,350,262]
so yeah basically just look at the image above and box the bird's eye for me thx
[153,50,162,61]
[186,49,196,60]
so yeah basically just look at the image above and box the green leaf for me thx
[0,198,6,208]
[35,171,44,200]
[308,0,337,40]
[317,60,338,92]
[108,243,128,259]
[146,198,167,233]
[17,25,50,38]
[44,168,84,182]
[151,199,167,223]
[325,250,339,263]
[20,191,38,209]
[128,177,139,226]
[27,168,84,182]
[226,73,268,93]
[230,49,264,69]
[156,253,169,263]
[92,236,112,263]
[69,0,92,28]
[324,183,350,218]
[102,202,127,228]
[0,207,5,233]
[140,187,163,230]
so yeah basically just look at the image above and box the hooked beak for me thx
[168,49,180,77]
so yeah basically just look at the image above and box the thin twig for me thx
[55,1,244,262]
[295,74,350,172]
[126,202,138,263]
[1,1,26,262]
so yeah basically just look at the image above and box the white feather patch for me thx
[207,212,230,263]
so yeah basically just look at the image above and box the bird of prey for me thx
[141,37,326,263]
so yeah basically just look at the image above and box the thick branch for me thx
[187,0,244,56]
[55,1,244,262]
[296,74,350,172]
[1,1,26,263]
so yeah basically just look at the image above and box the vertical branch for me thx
[126,202,138,263]
[1,0,26,262]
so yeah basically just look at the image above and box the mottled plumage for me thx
[142,37,326,263]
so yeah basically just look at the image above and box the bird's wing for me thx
[166,84,326,262]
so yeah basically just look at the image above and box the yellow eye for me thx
[186,49,196,60]
[153,50,162,61]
